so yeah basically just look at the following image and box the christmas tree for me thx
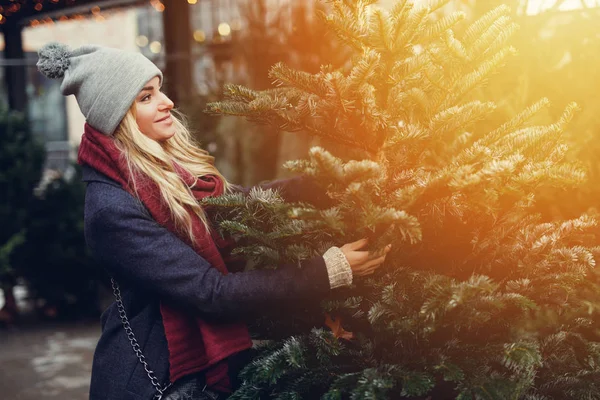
[0,106,45,323]
[206,1,600,398]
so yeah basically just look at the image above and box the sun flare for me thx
[525,0,600,14]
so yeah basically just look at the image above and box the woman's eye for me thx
[142,95,151,101]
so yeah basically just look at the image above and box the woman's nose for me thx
[160,92,174,109]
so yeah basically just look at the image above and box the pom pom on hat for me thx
[37,42,71,79]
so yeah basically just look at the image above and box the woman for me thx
[37,43,390,400]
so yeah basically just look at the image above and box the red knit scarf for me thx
[77,123,252,392]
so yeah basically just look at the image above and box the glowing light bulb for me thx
[218,22,231,36]
[149,41,162,54]
[136,35,149,47]
[193,30,206,43]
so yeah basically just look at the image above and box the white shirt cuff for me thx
[322,246,353,289]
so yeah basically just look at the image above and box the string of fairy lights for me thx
[0,0,244,52]
[0,0,75,25]
[0,0,249,62]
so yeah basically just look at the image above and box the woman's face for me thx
[134,76,175,142]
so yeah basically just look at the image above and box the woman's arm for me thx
[85,191,331,319]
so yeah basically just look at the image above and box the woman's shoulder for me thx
[81,164,147,219]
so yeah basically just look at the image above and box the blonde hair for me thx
[113,105,229,242]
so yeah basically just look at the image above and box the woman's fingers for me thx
[347,238,369,251]
[353,254,388,276]
[368,244,392,260]
[365,255,387,271]
[341,239,370,265]
[341,241,393,277]
[366,254,387,268]
[351,251,371,264]
[354,265,379,276]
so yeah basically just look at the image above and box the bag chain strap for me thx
[111,278,173,400]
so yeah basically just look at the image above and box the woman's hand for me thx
[340,238,391,277]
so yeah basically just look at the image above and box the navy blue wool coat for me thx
[82,165,333,400]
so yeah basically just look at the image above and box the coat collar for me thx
[81,164,122,188]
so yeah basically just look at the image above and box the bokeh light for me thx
[149,41,162,53]
[193,29,206,43]
[136,35,149,47]
[218,22,231,36]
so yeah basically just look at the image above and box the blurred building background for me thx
[0,0,308,175]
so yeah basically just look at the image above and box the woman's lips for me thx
[156,116,172,124]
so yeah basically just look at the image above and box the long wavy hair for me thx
[113,104,229,242]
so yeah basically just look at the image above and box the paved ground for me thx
[0,319,100,400]
[0,284,104,399]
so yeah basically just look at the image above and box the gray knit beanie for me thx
[37,42,163,135]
